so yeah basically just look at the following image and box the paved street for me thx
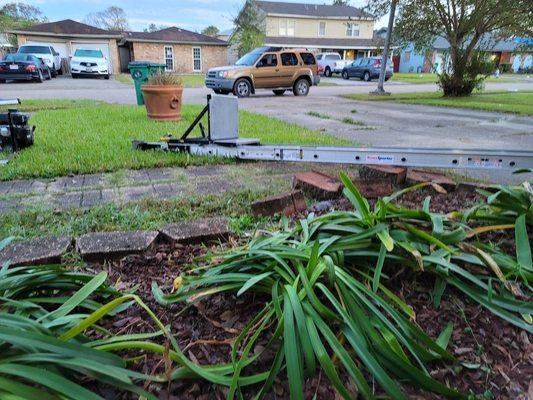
[2,76,532,183]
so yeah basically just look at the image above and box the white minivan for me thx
[70,49,110,79]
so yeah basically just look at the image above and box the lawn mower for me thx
[0,99,35,165]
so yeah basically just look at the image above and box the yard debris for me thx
[0,236,72,266]
[359,164,407,185]
[76,230,159,261]
[160,217,230,245]
[293,170,342,199]
[251,190,306,217]
[406,169,456,191]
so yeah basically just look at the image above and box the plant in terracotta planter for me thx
[141,72,183,121]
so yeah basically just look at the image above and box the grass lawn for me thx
[344,90,533,116]
[391,72,517,84]
[0,100,349,180]
[115,73,205,87]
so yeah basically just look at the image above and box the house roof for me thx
[255,1,373,19]
[264,36,382,49]
[8,19,122,38]
[430,34,530,52]
[124,27,228,45]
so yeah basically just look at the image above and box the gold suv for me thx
[205,47,320,97]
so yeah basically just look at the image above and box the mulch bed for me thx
[85,188,532,399]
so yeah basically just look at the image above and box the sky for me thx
[1,0,386,33]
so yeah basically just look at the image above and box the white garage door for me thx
[26,40,68,58]
[71,42,111,70]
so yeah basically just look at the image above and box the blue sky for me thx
[1,0,378,33]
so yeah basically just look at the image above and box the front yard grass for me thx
[115,73,205,87]
[0,100,350,180]
[391,72,517,84]
[344,90,533,116]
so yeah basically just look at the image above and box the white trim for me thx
[318,21,326,37]
[192,46,202,72]
[164,45,173,71]
[265,42,378,50]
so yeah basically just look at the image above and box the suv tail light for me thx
[25,65,36,72]
[373,60,381,68]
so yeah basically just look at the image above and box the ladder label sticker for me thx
[466,157,503,169]
[365,154,395,164]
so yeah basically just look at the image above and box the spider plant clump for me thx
[154,172,532,399]
[147,71,183,86]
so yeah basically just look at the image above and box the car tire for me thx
[385,77,390,82]
[293,78,310,96]
[273,89,286,96]
[51,66,57,78]
[35,70,44,83]
[58,66,63,75]
[342,70,349,80]
[72,74,78,79]
[233,78,251,98]
[0,79,5,83]
[104,75,110,80]
[363,71,371,82]
[324,67,332,77]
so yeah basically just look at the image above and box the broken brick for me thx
[76,231,159,262]
[359,165,407,185]
[0,236,72,267]
[160,217,230,245]
[293,170,343,200]
[406,170,456,191]
[353,180,392,199]
[252,190,306,217]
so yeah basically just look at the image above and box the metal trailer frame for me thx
[133,95,533,172]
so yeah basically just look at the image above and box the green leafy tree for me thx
[201,25,220,36]
[333,0,350,5]
[366,0,533,96]
[1,3,46,46]
[232,0,265,57]
[84,6,129,32]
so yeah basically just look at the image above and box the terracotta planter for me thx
[141,85,183,121]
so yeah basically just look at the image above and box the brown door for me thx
[253,53,279,88]
[279,52,300,87]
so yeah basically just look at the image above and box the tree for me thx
[84,6,129,32]
[366,0,533,96]
[143,23,163,33]
[201,25,220,36]
[232,0,265,57]
[332,0,350,5]
[1,3,46,46]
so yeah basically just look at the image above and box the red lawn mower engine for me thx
[0,99,35,156]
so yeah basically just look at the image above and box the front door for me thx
[253,53,279,88]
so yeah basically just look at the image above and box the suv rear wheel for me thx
[234,78,251,98]
[363,71,371,82]
[273,89,285,96]
[293,78,310,96]
[342,70,349,80]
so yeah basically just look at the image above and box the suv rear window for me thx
[300,53,316,65]
[281,53,298,66]
[19,45,51,54]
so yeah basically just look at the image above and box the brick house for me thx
[8,19,228,75]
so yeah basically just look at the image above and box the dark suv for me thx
[341,57,393,82]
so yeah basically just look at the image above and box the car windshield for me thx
[235,51,262,66]
[74,49,104,58]
[19,45,51,54]
[4,54,34,62]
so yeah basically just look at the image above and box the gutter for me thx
[125,38,229,46]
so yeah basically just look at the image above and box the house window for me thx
[279,19,295,36]
[318,21,326,36]
[193,47,201,72]
[164,46,173,71]
[346,23,360,37]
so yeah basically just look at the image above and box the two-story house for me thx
[249,0,380,61]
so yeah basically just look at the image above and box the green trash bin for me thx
[128,61,166,105]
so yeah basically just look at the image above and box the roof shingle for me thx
[12,19,119,36]
[256,1,373,19]
[124,27,227,45]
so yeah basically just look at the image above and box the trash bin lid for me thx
[128,61,165,68]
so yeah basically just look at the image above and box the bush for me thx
[147,71,183,86]
[438,50,495,96]
[499,63,512,73]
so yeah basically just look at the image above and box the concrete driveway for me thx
[2,75,532,183]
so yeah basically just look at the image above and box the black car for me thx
[341,57,394,82]
[0,54,52,83]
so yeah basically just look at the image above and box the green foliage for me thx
[232,0,265,57]
[0,2,45,46]
[153,175,532,398]
[201,25,219,36]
